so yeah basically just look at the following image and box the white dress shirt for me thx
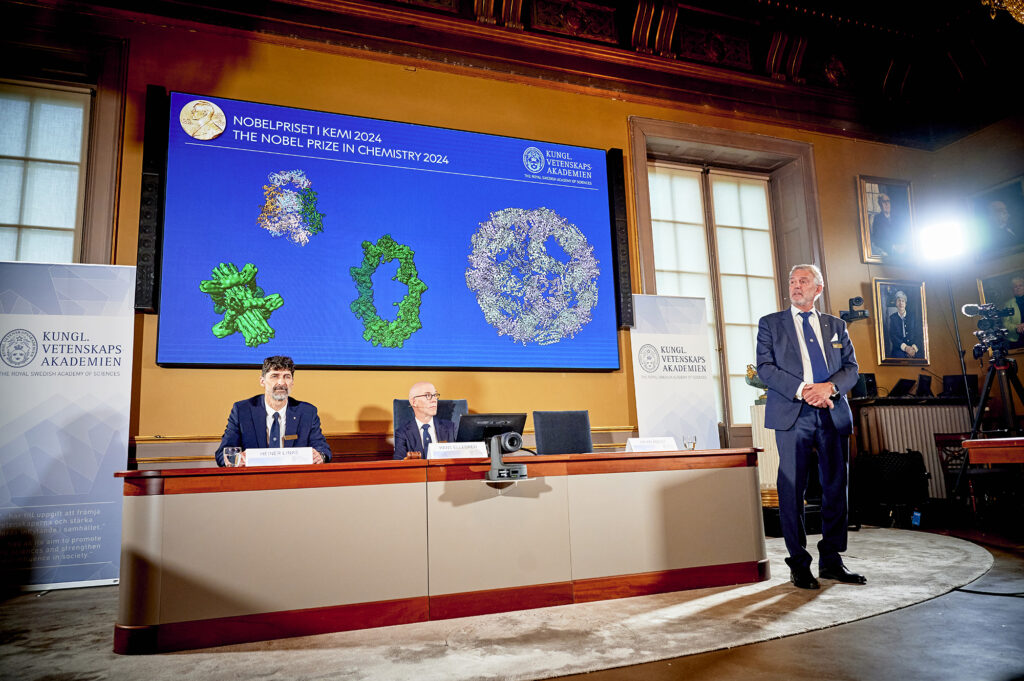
[414,417,437,453]
[789,305,830,399]
[265,400,287,446]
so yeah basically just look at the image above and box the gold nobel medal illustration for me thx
[179,99,226,141]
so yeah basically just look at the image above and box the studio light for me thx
[915,219,968,262]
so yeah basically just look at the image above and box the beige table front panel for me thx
[568,467,767,580]
[128,483,427,624]
[426,476,572,595]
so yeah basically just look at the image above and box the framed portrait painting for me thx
[977,266,1024,355]
[859,176,913,264]
[970,176,1024,260]
[873,278,929,366]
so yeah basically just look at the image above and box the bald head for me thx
[409,381,439,421]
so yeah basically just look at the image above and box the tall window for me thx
[647,162,778,426]
[0,82,91,263]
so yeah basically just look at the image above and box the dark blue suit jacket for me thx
[755,309,858,435]
[215,395,332,466]
[394,418,456,459]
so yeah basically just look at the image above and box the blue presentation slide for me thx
[157,92,620,369]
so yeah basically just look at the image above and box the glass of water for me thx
[222,447,242,466]
[682,436,697,451]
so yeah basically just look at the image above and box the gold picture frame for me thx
[873,277,929,365]
[969,175,1024,260]
[858,176,913,264]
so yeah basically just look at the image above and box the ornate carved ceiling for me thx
[11,0,1024,148]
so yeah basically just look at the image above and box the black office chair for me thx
[392,399,468,437]
[532,410,592,455]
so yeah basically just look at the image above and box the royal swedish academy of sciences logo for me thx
[1,328,39,368]
[523,146,545,174]
[637,344,660,373]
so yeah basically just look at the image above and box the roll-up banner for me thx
[629,294,720,450]
[0,263,135,590]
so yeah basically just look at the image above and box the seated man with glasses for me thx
[394,381,456,460]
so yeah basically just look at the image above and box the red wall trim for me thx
[116,460,428,495]
[429,582,574,620]
[113,559,769,654]
[113,596,429,654]
[117,450,761,493]
[573,560,768,603]
[115,450,757,495]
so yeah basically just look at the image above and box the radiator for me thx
[858,405,972,498]
[750,404,778,489]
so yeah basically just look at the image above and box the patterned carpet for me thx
[0,528,993,681]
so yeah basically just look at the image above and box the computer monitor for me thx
[889,378,916,397]
[455,413,527,442]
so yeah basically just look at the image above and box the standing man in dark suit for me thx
[394,381,456,459]
[215,355,331,466]
[756,264,864,589]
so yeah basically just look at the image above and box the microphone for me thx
[961,304,983,317]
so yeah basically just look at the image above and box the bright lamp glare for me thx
[917,220,967,261]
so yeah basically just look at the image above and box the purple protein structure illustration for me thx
[466,207,599,345]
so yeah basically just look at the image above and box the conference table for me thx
[113,449,769,654]
[962,437,1024,464]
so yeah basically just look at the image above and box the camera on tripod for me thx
[961,303,1014,359]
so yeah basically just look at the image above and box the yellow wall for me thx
[103,16,1023,441]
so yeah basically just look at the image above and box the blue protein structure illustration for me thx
[466,207,600,346]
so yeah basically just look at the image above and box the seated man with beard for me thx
[215,355,331,467]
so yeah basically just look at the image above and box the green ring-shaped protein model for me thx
[349,234,427,348]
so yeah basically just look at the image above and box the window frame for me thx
[0,30,125,265]
[646,160,780,427]
[629,116,828,444]
[1,80,92,262]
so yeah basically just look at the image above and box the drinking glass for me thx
[682,436,697,451]
[223,447,242,466]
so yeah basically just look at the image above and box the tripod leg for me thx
[957,365,997,497]
[995,369,1018,436]
[1005,367,1024,436]
[970,365,997,438]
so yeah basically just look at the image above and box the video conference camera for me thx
[486,431,528,481]
[839,296,869,323]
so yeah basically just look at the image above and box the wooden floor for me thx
[557,513,1024,681]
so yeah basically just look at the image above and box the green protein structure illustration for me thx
[350,235,427,348]
[199,263,284,347]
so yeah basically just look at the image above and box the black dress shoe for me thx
[790,569,820,590]
[819,565,867,584]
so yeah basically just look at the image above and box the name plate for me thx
[427,441,488,459]
[245,447,314,466]
[625,436,678,453]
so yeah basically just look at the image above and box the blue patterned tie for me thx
[421,423,432,453]
[270,412,280,447]
[799,311,830,383]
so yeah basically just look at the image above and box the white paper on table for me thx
[625,436,678,452]
[427,441,488,459]
[245,447,314,466]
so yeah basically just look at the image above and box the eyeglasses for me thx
[413,392,441,401]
